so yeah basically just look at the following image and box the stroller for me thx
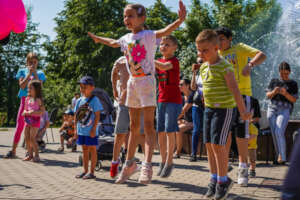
[78,88,126,171]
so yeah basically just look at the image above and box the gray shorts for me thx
[114,105,144,134]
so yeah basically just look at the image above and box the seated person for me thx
[175,79,193,158]
[36,110,50,152]
[58,109,76,152]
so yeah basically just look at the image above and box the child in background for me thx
[195,30,251,200]
[110,56,145,178]
[74,76,103,180]
[5,52,46,159]
[156,35,182,178]
[36,110,50,152]
[216,27,266,186]
[233,96,261,181]
[88,1,186,184]
[22,80,45,162]
[58,109,76,152]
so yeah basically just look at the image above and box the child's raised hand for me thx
[88,32,99,43]
[178,0,187,22]
[192,63,201,72]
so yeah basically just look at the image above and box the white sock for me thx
[112,160,119,164]
[239,162,248,168]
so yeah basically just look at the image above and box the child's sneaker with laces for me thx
[205,179,217,199]
[249,169,256,178]
[237,167,248,187]
[138,163,153,184]
[215,177,234,200]
[110,160,120,178]
[115,161,139,184]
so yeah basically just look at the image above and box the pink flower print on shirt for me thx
[131,43,146,63]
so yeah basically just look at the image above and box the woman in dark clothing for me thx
[175,79,193,158]
[266,62,298,165]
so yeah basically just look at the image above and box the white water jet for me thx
[251,0,300,118]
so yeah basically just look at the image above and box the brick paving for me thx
[0,128,287,199]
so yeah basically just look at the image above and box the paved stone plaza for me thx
[0,128,287,199]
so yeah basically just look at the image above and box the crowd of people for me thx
[3,1,300,199]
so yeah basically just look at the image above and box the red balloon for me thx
[0,0,27,40]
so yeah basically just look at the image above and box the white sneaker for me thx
[237,167,248,187]
[138,163,153,184]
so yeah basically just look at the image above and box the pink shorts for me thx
[126,76,156,108]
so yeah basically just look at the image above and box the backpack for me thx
[75,96,95,126]
[92,88,114,115]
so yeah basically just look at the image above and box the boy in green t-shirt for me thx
[195,29,252,200]
[216,27,266,187]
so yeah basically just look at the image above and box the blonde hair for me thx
[26,52,38,63]
[196,29,218,45]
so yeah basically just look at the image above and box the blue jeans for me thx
[267,106,290,161]
[192,106,204,156]
[156,102,182,133]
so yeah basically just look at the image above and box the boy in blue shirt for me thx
[74,76,103,179]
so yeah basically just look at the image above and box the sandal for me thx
[83,173,96,180]
[23,156,33,161]
[75,172,86,179]
[4,151,16,159]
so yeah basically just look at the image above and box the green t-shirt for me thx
[200,58,236,109]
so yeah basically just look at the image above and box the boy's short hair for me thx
[279,61,291,72]
[195,29,218,45]
[161,35,178,46]
[215,27,233,39]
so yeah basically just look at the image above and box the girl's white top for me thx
[118,30,157,76]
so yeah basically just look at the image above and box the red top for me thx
[156,57,182,104]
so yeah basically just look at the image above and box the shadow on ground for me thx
[0,184,32,191]
[152,179,206,195]
[41,158,79,168]
[151,162,209,172]
[0,145,11,148]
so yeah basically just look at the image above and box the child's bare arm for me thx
[88,32,120,48]
[242,51,267,76]
[59,122,67,132]
[155,60,173,71]
[224,71,251,120]
[155,0,186,38]
[111,65,120,100]
[90,111,100,138]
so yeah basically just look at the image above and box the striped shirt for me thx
[200,58,236,109]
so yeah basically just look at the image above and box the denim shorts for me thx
[156,102,182,133]
[77,135,98,146]
[114,105,144,134]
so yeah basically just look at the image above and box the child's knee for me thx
[82,145,89,151]
[144,121,154,132]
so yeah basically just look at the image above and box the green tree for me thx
[45,0,127,91]
[0,8,45,126]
